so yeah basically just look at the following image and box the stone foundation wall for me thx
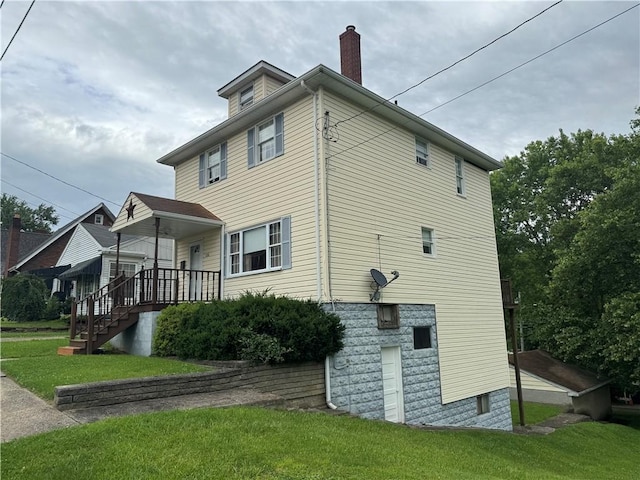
[326,303,512,431]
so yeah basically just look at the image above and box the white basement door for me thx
[381,346,405,423]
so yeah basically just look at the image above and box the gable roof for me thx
[158,64,502,172]
[81,223,137,248]
[509,350,610,396]
[10,203,115,271]
[132,192,222,221]
[0,229,52,275]
[217,60,296,98]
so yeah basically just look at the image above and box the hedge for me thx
[153,292,345,364]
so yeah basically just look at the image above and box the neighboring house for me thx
[1,215,52,279]
[6,203,116,294]
[103,26,510,430]
[509,350,612,420]
[56,223,173,301]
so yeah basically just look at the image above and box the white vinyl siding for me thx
[321,91,508,404]
[56,225,102,267]
[175,96,318,298]
[509,367,568,393]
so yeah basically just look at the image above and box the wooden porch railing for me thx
[69,267,221,352]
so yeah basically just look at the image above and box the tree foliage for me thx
[1,194,59,233]
[491,108,640,390]
[0,274,49,321]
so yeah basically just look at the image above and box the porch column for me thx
[152,217,159,305]
[114,232,121,276]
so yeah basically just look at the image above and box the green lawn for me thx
[2,407,639,479]
[0,338,211,400]
[511,400,565,426]
[1,338,69,358]
[1,331,68,338]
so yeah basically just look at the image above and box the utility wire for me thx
[328,3,639,161]
[1,152,121,206]
[1,0,36,62]
[1,178,82,217]
[0,1,6,10]
[334,0,564,127]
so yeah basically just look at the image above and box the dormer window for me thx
[239,85,254,110]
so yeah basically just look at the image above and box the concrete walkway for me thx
[1,373,79,442]
[0,371,283,443]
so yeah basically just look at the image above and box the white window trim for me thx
[239,84,254,111]
[227,219,283,277]
[421,226,436,257]
[95,214,104,225]
[455,156,466,197]
[415,137,431,169]
[109,262,137,280]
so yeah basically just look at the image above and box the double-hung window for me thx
[198,142,227,188]
[239,85,254,111]
[227,216,291,276]
[455,156,465,196]
[109,262,136,280]
[422,227,435,256]
[416,138,430,167]
[247,113,284,168]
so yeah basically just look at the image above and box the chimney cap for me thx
[346,25,356,31]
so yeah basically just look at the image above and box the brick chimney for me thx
[5,214,21,276]
[340,25,362,84]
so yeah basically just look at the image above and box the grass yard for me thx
[1,338,69,358]
[511,400,565,426]
[0,338,210,400]
[2,407,639,479]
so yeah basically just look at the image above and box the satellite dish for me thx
[369,269,400,302]
[370,269,388,287]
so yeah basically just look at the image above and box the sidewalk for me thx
[1,373,79,442]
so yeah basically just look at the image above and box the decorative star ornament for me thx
[126,199,136,221]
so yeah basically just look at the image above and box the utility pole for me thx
[502,279,525,426]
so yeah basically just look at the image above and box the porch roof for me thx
[111,192,223,240]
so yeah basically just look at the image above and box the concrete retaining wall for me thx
[54,362,325,411]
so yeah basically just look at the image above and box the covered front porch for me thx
[61,192,225,355]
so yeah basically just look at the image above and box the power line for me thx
[328,3,639,161]
[1,178,82,217]
[1,0,36,62]
[1,152,120,206]
[334,0,564,128]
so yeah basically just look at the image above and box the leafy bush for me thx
[153,292,345,364]
[43,296,63,320]
[0,274,49,321]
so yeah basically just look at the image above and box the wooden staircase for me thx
[58,267,222,355]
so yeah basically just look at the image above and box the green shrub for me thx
[153,293,345,364]
[43,296,63,320]
[0,274,49,321]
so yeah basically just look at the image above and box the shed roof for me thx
[509,349,610,395]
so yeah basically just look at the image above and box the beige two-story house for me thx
[110,26,511,430]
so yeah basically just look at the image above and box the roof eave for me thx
[158,64,502,172]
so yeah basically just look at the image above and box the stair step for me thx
[58,346,85,356]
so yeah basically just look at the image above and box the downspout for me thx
[300,80,323,302]
[301,80,336,410]
[219,224,226,299]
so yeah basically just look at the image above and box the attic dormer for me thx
[217,61,296,118]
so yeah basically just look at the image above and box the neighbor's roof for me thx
[81,223,137,248]
[509,349,610,395]
[0,229,51,273]
[158,63,502,172]
[10,203,115,271]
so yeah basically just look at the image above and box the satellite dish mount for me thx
[369,269,400,302]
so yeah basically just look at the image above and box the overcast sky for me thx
[1,0,638,227]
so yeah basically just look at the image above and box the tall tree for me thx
[491,109,640,390]
[0,194,59,233]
